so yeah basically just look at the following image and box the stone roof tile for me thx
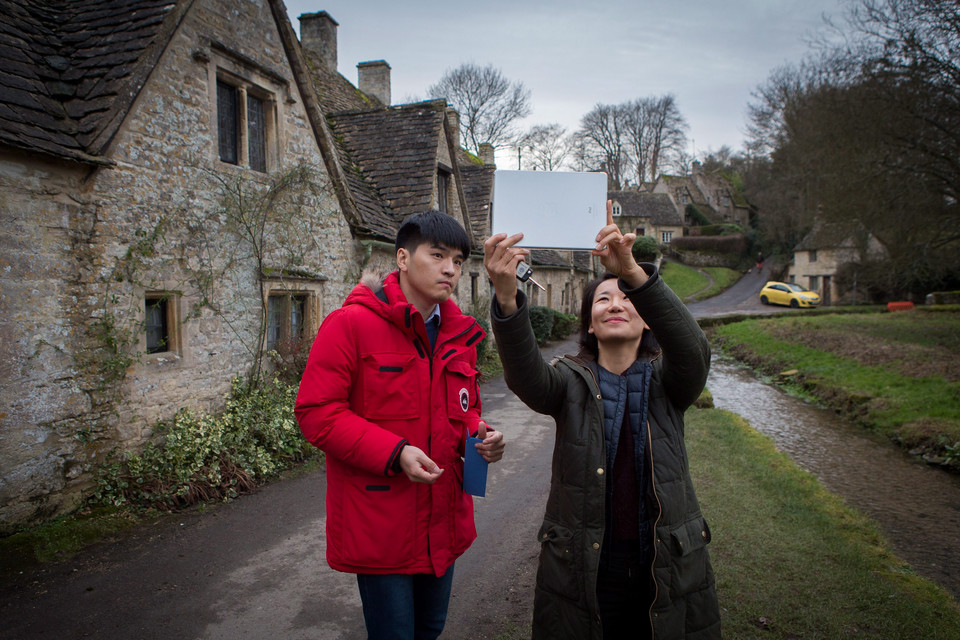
[0,0,180,162]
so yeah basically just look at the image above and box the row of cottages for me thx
[651,161,752,229]
[786,220,887,305]
[0,0,592,530]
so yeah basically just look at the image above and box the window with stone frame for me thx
[145,292,180,354]
[661,230,673,244]
[809,249,818,262]
[216,76,273,173]
[266,291,309,354]
[612,202,622,216]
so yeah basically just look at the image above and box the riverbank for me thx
[707,307,960,472]
[685,405,960,639]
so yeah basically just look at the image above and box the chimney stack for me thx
[299,11,338,72]
[357,60,391,106]
[479,143,496,166]
[445,108,461,150]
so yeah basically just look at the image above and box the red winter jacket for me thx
[295,271,486,576]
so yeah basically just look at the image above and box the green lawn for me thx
[661,261,742,301]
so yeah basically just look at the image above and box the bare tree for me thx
[645,95,688,181]
[517,123,570,171]
[428,63,531,155]
[576,103,629,189]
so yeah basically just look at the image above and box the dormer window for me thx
[612,202,622,216]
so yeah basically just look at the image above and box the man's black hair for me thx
[395,210,471,257]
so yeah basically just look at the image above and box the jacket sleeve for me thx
[490,291,568,417]
[620,264,710,411]
[295,309,407,477]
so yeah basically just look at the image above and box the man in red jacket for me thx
[296,211,505,640]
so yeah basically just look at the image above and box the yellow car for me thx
[759,281,821,308]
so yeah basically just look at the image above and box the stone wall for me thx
[0,0,362,530]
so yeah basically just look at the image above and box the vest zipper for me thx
[647,419,661,636]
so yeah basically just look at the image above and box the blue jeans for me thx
[356,565,455,640]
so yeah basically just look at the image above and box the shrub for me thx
[549,309,578,341]
[632,235,660,263]
[686,204,712,226]
[529,306,555,345]
[671,234,748,255]
[94,376,315,510]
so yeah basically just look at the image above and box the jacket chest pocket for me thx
[445,359,478,422]
[360,353,420,419]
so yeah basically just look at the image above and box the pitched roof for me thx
[303,40,493,246]
[658,174,710,207]
[794,220,873,251]
[0,0,187,163]
[457,154,495,243]
[609,190,683,226]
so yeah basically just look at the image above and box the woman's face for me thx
[588,279,648,345]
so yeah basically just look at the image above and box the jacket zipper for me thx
[647,419,661,637]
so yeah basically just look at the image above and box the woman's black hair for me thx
[577,273,660,360]
[395,210,471,257]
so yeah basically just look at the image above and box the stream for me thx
[707,356,960,599]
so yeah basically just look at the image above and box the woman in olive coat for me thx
[482,205,720,640]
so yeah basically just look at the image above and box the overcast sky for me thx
[284,0,849,165]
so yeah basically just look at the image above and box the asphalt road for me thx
[1,341,571,640]
[2,269,782,640]
[686,263,781,318]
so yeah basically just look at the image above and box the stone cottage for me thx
[0,0,361,529]
[0,0,500,530]
[609,189,684,246]
[652,161,751,228]
[786,220,887,305]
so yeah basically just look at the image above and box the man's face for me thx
[397,242,464,310]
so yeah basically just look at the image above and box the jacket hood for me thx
[343,269,483,341]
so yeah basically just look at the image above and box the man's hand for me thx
[474,420,505,464]
[399,445,444,484]
[483,232,530,316]
[593,200,647,289]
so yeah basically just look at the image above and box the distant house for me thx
[652,161,751,228]
[787,221,887,305]
[609,190,684,245]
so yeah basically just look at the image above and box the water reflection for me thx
[707,356,960,599]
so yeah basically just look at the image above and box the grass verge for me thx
[709,308,960,470]
[687,406,960,638]
[661,261,742,301]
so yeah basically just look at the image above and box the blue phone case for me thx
[463,436,488,497]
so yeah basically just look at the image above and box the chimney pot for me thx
[357,60,391,106]
[299,11,338,72]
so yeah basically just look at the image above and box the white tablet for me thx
[491,170,608,249]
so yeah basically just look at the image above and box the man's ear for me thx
[397,247,409,272]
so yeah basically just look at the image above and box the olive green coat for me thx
[491,266,721,640]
